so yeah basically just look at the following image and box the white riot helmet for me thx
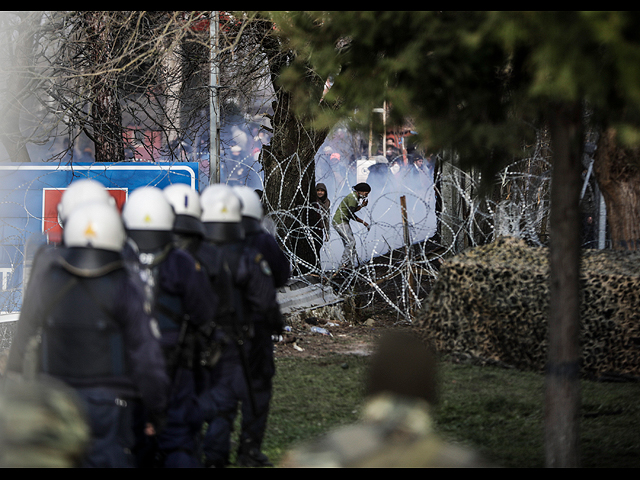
[232,185,263,220]
[57,179,115,226]
[232,185,264,235]
[122,186,175,252]
[163,183,205,237]
[200,184,244,243]
[63,202,125,252]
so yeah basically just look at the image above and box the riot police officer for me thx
[162,183,226,388]
[233,186,290,288]
[198,184,282,468]
[163,183,207,257]
[232,185,290,467]
[122,186,217,468]
[23,178,117,290]
[57,178,117,227]
[6,201,170,468]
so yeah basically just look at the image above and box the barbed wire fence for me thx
[251,147,563,324]
[0,143,603,349]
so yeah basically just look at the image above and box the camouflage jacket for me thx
[279,393,492,468]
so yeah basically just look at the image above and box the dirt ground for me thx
[273,262,433,359]
[273,306,414,359]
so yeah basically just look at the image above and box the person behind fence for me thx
[5,201,170,468]
[332,182,371,269]
[122,186,218,468]
[279,330,493,468]
[311,183,331,266]
[408,154,431,191]
[232,185,290,467]
[198,184,281,468]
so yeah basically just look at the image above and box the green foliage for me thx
[262,354,640,468]
[266,11,640,179]
[269,11,536,184]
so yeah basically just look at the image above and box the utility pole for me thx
[370,104,386,158]
[209,11,220,184]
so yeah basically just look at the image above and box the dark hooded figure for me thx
[314,183,331,242]
[310,183,331,266]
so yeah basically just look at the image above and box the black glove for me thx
[266,306,285,335]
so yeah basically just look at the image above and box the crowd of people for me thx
[311,143,436,271]
[316,144,435,199]
[0,173,494,468]
[0,179,290,468]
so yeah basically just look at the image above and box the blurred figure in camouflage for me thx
[0,375,91,467]
[279,330,493,468]
[0,349,8,378]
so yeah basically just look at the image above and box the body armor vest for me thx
[201,242,248,334]
[40,264,129,380]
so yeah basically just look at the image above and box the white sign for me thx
[356,159,376,183]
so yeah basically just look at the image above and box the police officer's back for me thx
[232,185,289,467]
[6,201,170,468]
[197,184,280,468]
[122,186,217,468]
[122,187,217,352]
[199,185,280,328]
[163,183,226,389]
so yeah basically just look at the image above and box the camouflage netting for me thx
[414,236,640,379]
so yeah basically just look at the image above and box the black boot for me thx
[236,442,273,467]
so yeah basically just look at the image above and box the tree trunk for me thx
[84,12,124,163]
[0,89,32,163]
[260,88,328,274]
[593,127,640,251]
[545,102,583,468]
[259,22,330,274]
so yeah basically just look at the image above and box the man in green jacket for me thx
[332,183,371,269]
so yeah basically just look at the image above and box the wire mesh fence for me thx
[0,144,604,353]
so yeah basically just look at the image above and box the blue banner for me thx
[0,162,199,312]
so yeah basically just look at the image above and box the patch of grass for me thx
[260,354,640,468]
[579,380,640,468]
[434,362,546,467]
[262,354,369,463]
